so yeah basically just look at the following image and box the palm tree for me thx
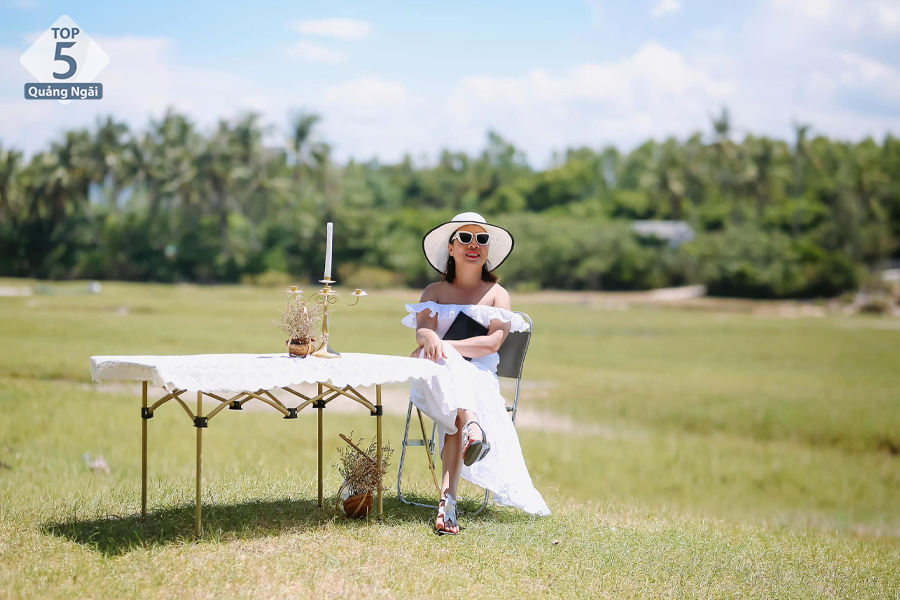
[845,138,894,264]
[32,129,92,225]
[229,112,291,228]
[791,122,812,238]
[0,143,22,222]
[681,132,708,211]
[145,109,202,231]
[287,111,336,222]
[709,107,740,223]
[89,115,130,214]
[711,107,731,142]
[654,138,687,218]
[121,131,156,212]
[12,130,93,277]
[288,112,328,186]
[198,120,237,245]
[600,145,621,190]
[746,136,775,219]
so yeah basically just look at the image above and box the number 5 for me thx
[53,41,77,79]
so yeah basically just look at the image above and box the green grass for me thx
[0,279,898,598]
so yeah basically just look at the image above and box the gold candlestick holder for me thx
[306,278,367,359]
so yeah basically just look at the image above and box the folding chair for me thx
[396,312,533,515]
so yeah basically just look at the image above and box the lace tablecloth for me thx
[90,353,445,393]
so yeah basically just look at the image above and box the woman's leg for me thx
[436,412,469,532]
[457,408,482,443]
[443,410,481,496]
[436,423,461,533]
[436,410,483,533]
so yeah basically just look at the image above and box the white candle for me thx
[324,222,333,279]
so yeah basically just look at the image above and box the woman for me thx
[404,212,551,535]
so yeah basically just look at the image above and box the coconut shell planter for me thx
[342,490,373,519]
[287,338,316,358]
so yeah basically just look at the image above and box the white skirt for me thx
[410,340,551,516]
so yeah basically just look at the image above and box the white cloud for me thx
[291,19,373,41]
[444,42,736,163]
[784,107,900,142]
[803,71,837,99]
[289,42,740,164]
[456,43,733,109]
[309,80,439,162]
[321,78,408,116]
[838,52,900,101]
[668,0,900,148]
[285,40,348,64]
[772,0,900,35]
[872,0,900,32]
[651,0,682,18]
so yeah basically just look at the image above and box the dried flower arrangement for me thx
[274,292,323,356]
[335,432,394,518]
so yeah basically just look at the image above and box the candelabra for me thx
[291,279,367,359]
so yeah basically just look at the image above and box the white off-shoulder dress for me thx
[403,301,551,516]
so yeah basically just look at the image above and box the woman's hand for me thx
[410,345,423,358]
[416,329,447,363]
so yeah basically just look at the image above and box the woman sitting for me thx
[405,212,550,535]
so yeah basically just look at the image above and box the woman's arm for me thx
[413,284,446,362]
[441,327,508,358]
[443,286,512,358]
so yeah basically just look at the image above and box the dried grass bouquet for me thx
[274,292,323,343]
[335,432,394,517]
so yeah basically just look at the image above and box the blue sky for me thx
[2,0,899,166]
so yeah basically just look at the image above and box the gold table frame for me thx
[139,379,384,536]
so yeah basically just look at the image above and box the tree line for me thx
[0,108,898,298]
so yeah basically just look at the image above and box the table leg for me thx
[376,384,383,519]
[196,391,202,537]
[317,383,323,509]
[141,381,148,519]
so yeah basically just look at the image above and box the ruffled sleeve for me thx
[401,301,452,329]
[402,302,530,332]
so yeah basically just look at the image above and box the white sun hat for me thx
[422,212,515,274]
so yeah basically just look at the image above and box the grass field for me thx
[0,279,898,599]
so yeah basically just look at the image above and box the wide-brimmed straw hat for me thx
[422,212,514,274]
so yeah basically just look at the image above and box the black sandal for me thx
[462,421,491,467]
[434,495,460,535]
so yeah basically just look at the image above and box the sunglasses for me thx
[451,231,491,245]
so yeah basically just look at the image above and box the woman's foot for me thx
[462,421,491,467]
[435,495,459,535]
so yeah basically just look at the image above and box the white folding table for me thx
[90,352,444,535]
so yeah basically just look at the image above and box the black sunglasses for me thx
[451,231,491,245]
